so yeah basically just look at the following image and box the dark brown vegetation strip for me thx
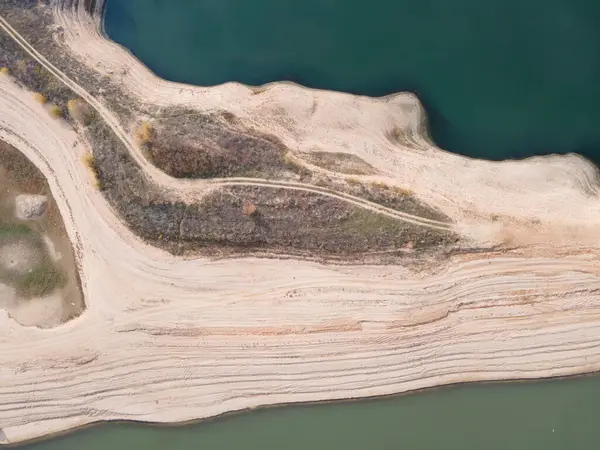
[143,112,307,179]
[181,185,457,257]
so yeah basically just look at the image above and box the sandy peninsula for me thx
[1,0,600,445]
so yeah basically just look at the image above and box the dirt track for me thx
[2,4,600,445]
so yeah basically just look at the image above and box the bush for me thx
[49,104,63,118]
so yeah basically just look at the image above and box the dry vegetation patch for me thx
[179,186,458,260]
[142,112,306,179]
[304,151,378,175]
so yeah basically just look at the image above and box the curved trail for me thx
[2,6,600,446]
[0,14,451,232]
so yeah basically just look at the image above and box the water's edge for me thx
[6,369,600,448]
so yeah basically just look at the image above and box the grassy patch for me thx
[15,262,66,298]
[0,222,32,238]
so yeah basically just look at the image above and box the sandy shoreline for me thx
[2,2,600,445]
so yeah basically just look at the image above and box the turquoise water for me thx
[104,0,600,162]
[21,376,600,449]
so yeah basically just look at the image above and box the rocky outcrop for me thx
[15,194,48,219]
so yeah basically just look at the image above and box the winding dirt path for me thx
[2,6,600,446]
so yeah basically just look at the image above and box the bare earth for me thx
[1,4,600,445]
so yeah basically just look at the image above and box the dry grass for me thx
[392,186,414,197]
[0,67,8,75]
[33,92,46,104]
[370,181,413,197]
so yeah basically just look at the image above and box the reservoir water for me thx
[21,0,600,448]
[21,375,600,449]
[103,0,600,162]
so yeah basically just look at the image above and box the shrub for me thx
[135,121,154,145]
[33,92,46,104]
[81,153,101,189]
[67,99,93,126]
[82,152,94,168]
[49,104,63,118]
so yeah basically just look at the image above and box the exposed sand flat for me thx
[1,3,600,445]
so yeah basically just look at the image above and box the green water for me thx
[20,376,600,449]
[104,0,600,162]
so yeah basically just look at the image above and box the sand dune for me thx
[1,3,600,445]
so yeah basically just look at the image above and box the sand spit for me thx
[0,1,600,445]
